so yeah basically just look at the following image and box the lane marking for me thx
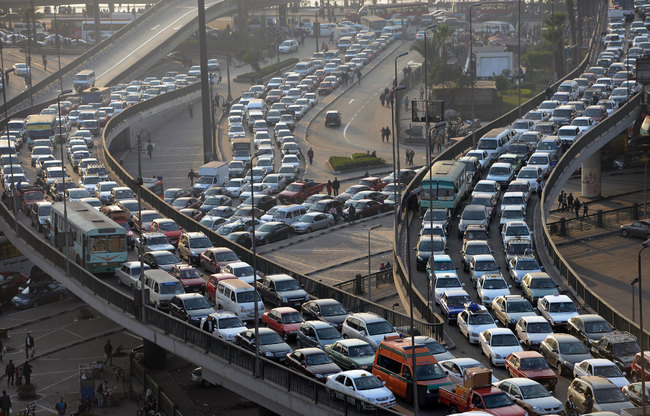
[348,99,355,104]
[151,24,160,30]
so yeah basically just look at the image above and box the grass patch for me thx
[234,58,299,83]
[329,153,385,171]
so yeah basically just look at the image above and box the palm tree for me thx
[566,0,578,66]
[431,24,454,66]
[542,12,566,79]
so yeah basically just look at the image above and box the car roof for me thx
[499,377,540,386]
[542,294,572,303]
[304,320,334,328]
[473,254,496,261]
[270,306,300,314]
[576,375,617,388]
[520,315,549,323]
[349,312,384,322]
[444,289,470,297]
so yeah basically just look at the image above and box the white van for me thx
[337,36,354,50]
[477,128,516,161]
[73,70,96,92]
[557,80,580,101]
[215,279,264,322]
[334,26,356,40]
[143,269,185,310]
[323,49,341,62]
[293,61,315,77]
[382,25,403,40]
[272,204,307,225]
[246,98,266,117]
[316,23,337,37]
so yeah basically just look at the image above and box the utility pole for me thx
[197,0,213,163]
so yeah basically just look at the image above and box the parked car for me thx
[11,282,67,309]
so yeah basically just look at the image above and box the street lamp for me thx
[469,2,482,146]
[637,240,648,416]
[392,51,408,247]
[137,129,150,322]
[57,89,73,274]
[517,0,522,116]
[1,43,17,227]
[367,224,382,301]
[249,136,260,377]
[54,6,62,91]
[404,193,419,413]
[631,277,639,321]
[423,24,436,310]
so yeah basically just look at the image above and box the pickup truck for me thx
[18,185,45,213]
[439,385,527,416]
[278,180,325,204]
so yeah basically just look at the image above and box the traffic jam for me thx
[2,2,650,414]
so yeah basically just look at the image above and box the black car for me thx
[589,332,641,372]
[241,194,277,212]
[622,382,650,406]
[168,293,215,326]
[226,231,252,249]
[566,314,616,346]
[257,274,309,308]
[48,180,76,201]
[236,328,292,362]
[534,121,558,135]
[324,111,341,127]
[507,142,534,161]
[301,298,349,330]
[11,282,67,309]
[308,199,345,220]
[254,222,293,245]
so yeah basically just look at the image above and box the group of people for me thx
[379,87,394,108]
[404,148,415,165]
[557,190,589,218]
[4,359,33,386]
[326,177,340,196]
[379,126,392,142]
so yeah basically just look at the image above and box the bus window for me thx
[108,236,125,252]
[91,238,107,252]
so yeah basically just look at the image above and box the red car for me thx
[205,273,237,302]
[150,218,182,246]
[317,81,334,95]
[266,89,283,104]
[261,307,305,341]
[505,351,557,392]
[631,351,650,381]
[200,247,240,273]
[359,177,386,191]
[583,105,608,123]
[169,265,206,294]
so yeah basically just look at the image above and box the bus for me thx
[49,201,128,274]
[358,2,428,19]
[419,160,469,214]
[231,138,253,164]
[25,114,56,149]
[79,87,111,107]
[81,20,131,42]
[361,15,389,34]
[53,15,134,40]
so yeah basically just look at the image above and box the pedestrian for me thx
[385,126,391,142]
[4,71,8,86]
[42,54,47,71]
[5,360,14,386]
[307,147,315,165]
[188,168,196,186]
[55,396,68,416]
[567,193,574,211]
[380,92,385,107]
[200,315,214,333]
[332,177,340,196]
[146,140,153,159]
[103,340,113,366]
[22,361,32,385]
[419,85,424,100]
[346,203,356,223]
[574,198,581,218]
[583,202,589,217]
[25,332,34,359]
[96,380,105,407]
[357,70,361,85]
[404,95,409,111]
[188,101,194,118]
[0,338,3,361]
[379,262,385,271]
[380,126,386,142]
[560,192,567,212]
[537,178,544,199]
[0,390,11,416]
[326,180,332,196]
[329,205,338,221]
[544,83,552,100]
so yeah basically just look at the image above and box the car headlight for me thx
[282,297,288,303]
[532,406,542,411]
[304,294,310,301]
[417,255,424,262]
[315,373,324,378]
[510,318,516,324]
[470,332,478,337]
[265,351,274,357]
[493,353,502,359]
[483,296,490,302]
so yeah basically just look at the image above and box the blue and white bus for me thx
[419,161,469,214]
[49,201,127,273]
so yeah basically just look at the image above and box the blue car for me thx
[439,289,471,324]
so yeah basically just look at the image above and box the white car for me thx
[282,154,300,170]
[228,125,246,139]
[537,295,578,330]
[516,166,543,192]
[466,150,491,171]
[439,358,500,386]
[515,316,554,349]
[508,256,542,286]
[500,192,527,215]
[188,65,201,76]
[486,162,514,186]
[469,254,499,284]
[239,183,271,199]
[479,328,524,366]
[325,370,396,409]
[501,221,532,246]
[476,273,512,306]
[431,274,464,304]
[491,295,537,328]
[279,39,299,54]
[494,378,564,415]
[473,179,500,200]
[202,311,247,342]
[457,304,498,344]
[291,212,335,233]
[570,116,594,133]
[461,240,492,272]
[500,206,527,231]
[573,359,629,388]
[221,261,257,285]
[341,313,399,349]
[224,178,249,198]
[527,152,552,176]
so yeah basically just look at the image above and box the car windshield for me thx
[465,230,488,240]
[354,376,384,391]
[160,282,184,295]
[178,268,201,279]
[506,225,529,236]
[232,266,254,277]
[529,156,548,165]
[518,170,537,178]
[306,353,333,366]
[482,279,507,289]
[516,259,539,270]
[38,206,51,216]
[471,197,492,207]
[468,313,495,325]
[503,196,525,205]
[489,167,511,176]
[478,140,497,150]
[419,239,444,252]
[463,209,486,220]
[275,279,301,291]
[258,223,277,232]
[191,237,212,248]
[503,210,524,220]
[466,244,490,255]
[425,210,447,221]
[549,302,576,313]
[184,296,211,310]
[434,260,455,271]
[317,326,341,340]
[521,357,549,370]
[483,392,514,408]
[415,363,447,381]
[219,316,244,329]
[520,384,550,399]
[584,320,613,333]
[366,320,394,336]
[594,365,623,378]
[282,312,304,324]
[447,295,471,307]
[594,387,627,404]
[321,303,347,316]
[528,322,553,333]
[437,278,461,288]
[613,341,641,355]
[508,301,533,313]
[507,243,530,256]
[475,260,497,271]
[216,251,238,262]
[491,334,519,346]
[259,332,284,345]
[559,341,588,354]
[348,344,375,357]
[236,290,260,303]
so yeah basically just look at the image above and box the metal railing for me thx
[547,204,638,236]
[130,356,183,416]
[333,269,394,295]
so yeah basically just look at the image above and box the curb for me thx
[553,229,619,247]
[3,303,86,332]
[305,248,393,276]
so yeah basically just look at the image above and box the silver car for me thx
[291,212,335,233]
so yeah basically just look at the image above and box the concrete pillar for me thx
[143,338,166,369]
[279,4,287,26]
[581,149,601,198]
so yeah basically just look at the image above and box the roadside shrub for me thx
[234,58,299,83]
[329,153,385,171]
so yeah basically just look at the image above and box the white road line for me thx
[343,120,353,145]
[349,99,355,104]
[151,24,160,30]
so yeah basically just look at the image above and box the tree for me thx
[566,0,577,66]
[430,24,454,66]
[542,12,566,79]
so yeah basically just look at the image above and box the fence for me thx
[334,269,394,295]
[130,355,183,416]
[547,204,638,237]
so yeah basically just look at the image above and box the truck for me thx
[192,161,229,197]
[474,47,514,80]
[278,180,325,204]
[439,368,526,416]
[18,185,45,213]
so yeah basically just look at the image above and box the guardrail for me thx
[130,355,183,416]
[547,204,638,237]
[334,269,394,295]
[392,0,607,321]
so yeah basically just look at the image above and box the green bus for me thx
[419,161,469,214]
[25,114,56,149]
[49,201,127,273]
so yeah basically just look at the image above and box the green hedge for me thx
[234,58,300,83]
[329,153,386,171]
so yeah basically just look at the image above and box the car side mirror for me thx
[514,393,522,399]
[508,284,512,289]
[359,330,366,336]
[461,282,466,286]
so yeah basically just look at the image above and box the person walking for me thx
[146,140,153,159]
[380,92,385,107]
[200,315,215,333]
[326,180,332,196]
[96,380,106,407]
[346,203,356,223]
[380,127,386,142]
[5,360,14,386]
[103,340,113,366]
[537,178,544,199]
[332,177,340,196]
[357,70,361,85]
[188,101,194,118]
[0,390,11,416]
[567,193,574,212]
[23,361,32,385]
[583,202,589,217]
[42,54,47,71]
[307,148,314,165]
[25,332,34,359]
[188,169,196,186]
[419,85,424,100]
[574,198,581,218]
[55,396,68,416]
[384,126,391,142]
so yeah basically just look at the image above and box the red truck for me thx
[18,185,45,214]
[278,180,325,204]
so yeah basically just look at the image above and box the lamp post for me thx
[424,24,436,309]
[637,240,648,416]
[1,43,17,226]
[250,138,260,377]
[226,54,232,103]
[469,2,482,146]
[631,277,639,321]
[404,199,419,414]
[54,6,62,91]
[137,129,150,322]
[517,0,522,116]
[57,89,73,274]
[392,51,408,248]
[367,224,382,301]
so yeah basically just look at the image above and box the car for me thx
[520,273,558,305]
[135,232,175,254]
[438,358,499,386]
[415,235,446,271]
[200,311,247,342]
[29,201,51,233]
[516,167,544,193]
[458,205,489,238]
[573,358,629,388]
[469,254,499,285]
[254,221,293,245]
[131,209,162,233]
[470,192,498,220]
[291,212,334,234]
[257,274,309,308]
[630,351,650,382]
[169,265,206,294]
[504,351,558,392]
[508,256,542,287]
[177,232,213,265]
[457,303,498,344]
[141,250,183,272]
[285,347,342,382]
[430,274,464,304]
[438,289,471,323]
[199,247,239,274]
[622,382,650,406]
[492,295,537,329]
[301,298,349,330]
[459,240,491,273]
[504,238,533,262]
[262,307,305,341]
[114,261,151,288]
[323,339,376,371]
[476,273,512,307]
[589,332,641,372]
[236,328,293,362]
[279,39,299,53]
[341,312,399,349]
[620,220,650,239]
[515,316,554,350]
[325,370,396,409]
[537,295,578,330]
[566,314,616,346]
[199,195,233,213]
[10,280,67,309]
[539,334,593,375]
[486,162,514,186]
[297,320,344,349]
[221,261,257,285]
[494,378,563,415]
[501,221,532,246]
[324,110,341,127]
[566,376,633,414]
[479,327,524,366]
[150,218,182,246]
[461,225,488,245]
[168,293,215,326]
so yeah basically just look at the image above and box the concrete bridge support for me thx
[581,149,602,198]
